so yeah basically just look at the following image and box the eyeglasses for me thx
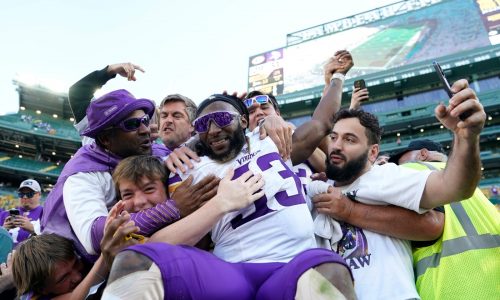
[243,95,271,108]
[114,114,150,132]
[18,191,36,198]
[193,111,239,133]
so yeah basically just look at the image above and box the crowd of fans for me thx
[0,52,498,300]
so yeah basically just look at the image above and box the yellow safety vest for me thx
[403,162,500,300]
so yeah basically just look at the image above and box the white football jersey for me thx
[291,162,314,211]
[169,130,316,263]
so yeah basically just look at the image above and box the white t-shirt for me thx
[171,130,316,263]
[332,163,431,300]
[63,171,116,254]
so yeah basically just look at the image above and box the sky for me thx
[0,0,396,115]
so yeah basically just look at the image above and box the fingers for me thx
[106,200,125,229]
[435,103,447,119]
[109,200,124,218]
[449,86,476,109]
[452,101,485,129]
[449,78,469,94]
[166,147,198,173]
[248,174,265,192]
[6,250,14,266]
[194,175,220,193]
[175,175,194,191]
[239,171,261,185]
[284,125,292,160]
[165,155,180,173]
[198,176,221,200]
[238,92,248,99]
[271,129,286,158]
[132,63,145,73]
[250,189,265,202]
[105,213,132,238]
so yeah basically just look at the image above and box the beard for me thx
[195,124,246,163]
[325,149,369,184]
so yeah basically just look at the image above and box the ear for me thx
[419,148,430,161]
[96,131,112,149]
[368,143,379,163]
[240,115,248,130]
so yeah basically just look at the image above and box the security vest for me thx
[402,162,500,300]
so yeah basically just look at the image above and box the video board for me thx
[248,0,500,95]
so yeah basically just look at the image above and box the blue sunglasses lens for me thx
[18,191,35,198]
[244,95,270,108]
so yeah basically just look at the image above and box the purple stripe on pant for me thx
[126,243,352,300]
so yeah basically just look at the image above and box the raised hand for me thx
[101,202,140,272]
[107,62,145,81]
[350,88,369,110]
[324,50,354,84]
[222,90,248,100]
[435,79,486,140]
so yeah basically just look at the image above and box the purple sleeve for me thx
[0,211,8,226]
[90,200,180,253]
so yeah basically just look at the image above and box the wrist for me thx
[330,73,345,84]
[212,195,232,214]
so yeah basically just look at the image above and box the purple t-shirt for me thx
[0,206,43,246]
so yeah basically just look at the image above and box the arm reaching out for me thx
[150,169,265,245]
[420,79,486,209]
[312,186,444,241]
[291,50,353,165]
[68,62,145,123]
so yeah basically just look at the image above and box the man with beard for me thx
[311,79,486,300]
[103,51,358,300]
[42,90,218,264]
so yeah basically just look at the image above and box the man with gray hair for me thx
[159,94,197,150]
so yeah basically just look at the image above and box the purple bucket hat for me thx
[81,89,155,138]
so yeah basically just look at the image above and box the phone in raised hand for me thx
[433,61,471,120]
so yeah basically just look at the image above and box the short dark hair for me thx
[197,94,249,123]
[245,90,280,112]
[332,109,382,145]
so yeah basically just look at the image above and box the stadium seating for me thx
[0,110,80,142]
[0,151,64,179]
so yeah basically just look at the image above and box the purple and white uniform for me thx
[0,206,43,246]
[171,130,316,263]
[113,131,352,299]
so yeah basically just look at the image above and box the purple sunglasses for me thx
[193,111,239,133]
[114,114,150,132]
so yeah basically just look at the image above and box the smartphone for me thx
[354,79,366,90]
[432,61,453,98]
[9,208,20,216]
[433,61,471,120]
